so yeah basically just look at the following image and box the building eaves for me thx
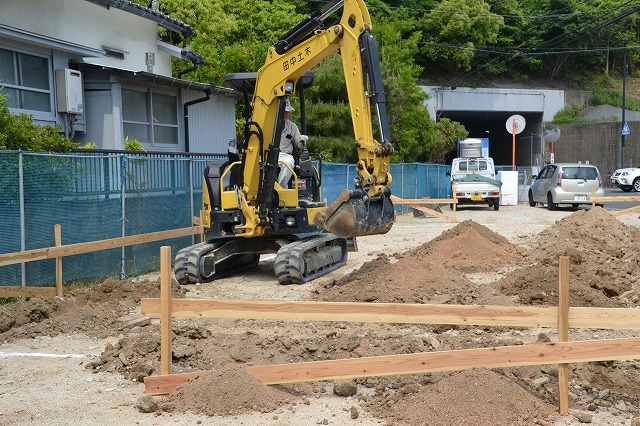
[84,0,195,38]
[112,68,241,99]
[0,23,104,58]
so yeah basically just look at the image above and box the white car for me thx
[610,165,640,192]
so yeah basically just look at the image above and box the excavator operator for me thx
[278,98,307,188]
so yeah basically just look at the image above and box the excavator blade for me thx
[314,188,394,238]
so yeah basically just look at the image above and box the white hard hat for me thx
[284,99,295,112]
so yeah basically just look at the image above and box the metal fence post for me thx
[189,157,195,245]
[18,152,26,287]
[120,154,127,278]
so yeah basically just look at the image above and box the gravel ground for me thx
[1,203,640,425]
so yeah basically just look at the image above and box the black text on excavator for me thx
[175,0,395,285]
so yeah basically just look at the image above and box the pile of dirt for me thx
[497,207,640,307]
[159,363,313,416]
[314,220,523,304]
[367,368,560,426]
[0,277,183,340]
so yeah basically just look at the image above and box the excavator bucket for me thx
[314,188,394,238]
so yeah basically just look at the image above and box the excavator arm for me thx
[236,0,394,239]
[175,0,394,286]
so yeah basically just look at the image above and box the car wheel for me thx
[528,190,536,207]
[622,186,633,192]
[493,199,499,211]
[547,193,556,211]
[634,178,640,192]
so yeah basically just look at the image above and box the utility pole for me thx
[621,38,629,169]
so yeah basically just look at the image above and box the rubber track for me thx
[274,234,347,285]
[174,242,214,285]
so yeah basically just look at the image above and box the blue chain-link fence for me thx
[0,151,509,288]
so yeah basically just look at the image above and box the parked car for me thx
[610,165,640,192]
[528,163,605,210]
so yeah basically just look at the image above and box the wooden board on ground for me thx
[390,195,456,222]
[140,298,640,330]
[247,337,640,384]
[144,371,210,395]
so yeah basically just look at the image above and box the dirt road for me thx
[1,204,640,426]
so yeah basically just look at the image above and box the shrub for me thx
[0,91,74,152]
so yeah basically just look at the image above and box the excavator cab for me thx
[224,71,322,205]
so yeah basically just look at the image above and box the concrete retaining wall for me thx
[554,122,640,182]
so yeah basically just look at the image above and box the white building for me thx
[0,0,239,154]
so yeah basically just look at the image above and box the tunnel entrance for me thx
[438,110,544,168]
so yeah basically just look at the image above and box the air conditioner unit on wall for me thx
[55,69,83,114]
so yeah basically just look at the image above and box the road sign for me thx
[506,115,526,135]
[543,125,561,143]
[622,122,630,135]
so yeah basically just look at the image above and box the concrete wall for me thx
[553,122,640,182]
[421,86,566,121]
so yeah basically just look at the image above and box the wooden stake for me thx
[54,224,63,297]
[558,256,570,415]
[160,246,172,376]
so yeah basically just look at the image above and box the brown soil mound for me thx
[0,278,185,340]
[496,207,640,307]
[159,363,312,416]
[369,368,559,426]
[314,220,522,303]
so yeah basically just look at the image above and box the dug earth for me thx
[1,204,640,426]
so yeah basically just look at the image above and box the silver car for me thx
[528,163,605,210]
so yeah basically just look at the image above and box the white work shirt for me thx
[280,119,302,154]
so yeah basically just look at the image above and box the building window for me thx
[0,48,51,112]
[122,88,179,148]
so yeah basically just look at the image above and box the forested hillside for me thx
[147,0,640,163]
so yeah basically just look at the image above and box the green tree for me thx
[429,118,468,163]
[419,0,504,72]
[158,0,304,85]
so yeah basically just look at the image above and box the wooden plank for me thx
[0,248,49,267]
[0,286,57,297]
[558,256,569,415]
[140,298,640,330]
[612,205,640,217]
[0,226,204,267]
[407,205,456,223]
[48,226,203,258]
[141,299,559,327]
[247,337,640,384]
[144,371,209,395]
[160,247,172,376]
[591,196,640,203]
[568,307,640,329]
[391,195,457,205]
[54,224,63,298]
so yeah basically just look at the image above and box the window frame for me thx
[0,45,55,122]
[121,86,181,151]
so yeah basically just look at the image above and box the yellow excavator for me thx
[175,0,394,285]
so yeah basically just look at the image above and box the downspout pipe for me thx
[183,88,211,153]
